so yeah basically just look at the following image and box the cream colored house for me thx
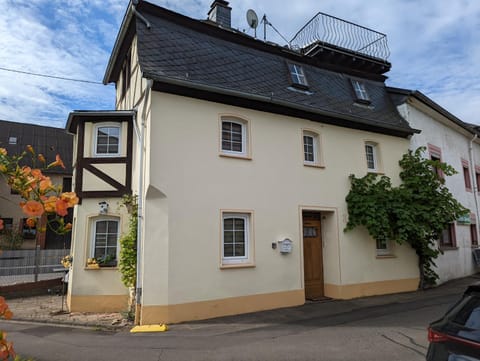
[66,1,421,324]
[389,88,480,283]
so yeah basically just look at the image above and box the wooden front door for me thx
[303,212,324,300]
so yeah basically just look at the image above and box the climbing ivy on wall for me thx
[119,194,137,289]
[345,147,469,288]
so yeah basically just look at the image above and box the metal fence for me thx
[0,247,68,286]
[290,11,390,61]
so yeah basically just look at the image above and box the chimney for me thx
[208,0,231,28]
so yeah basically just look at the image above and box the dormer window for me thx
[288,63,308,89]
[351,80,370,103]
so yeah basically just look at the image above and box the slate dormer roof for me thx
[104,1,415,138]
[0,120,73,175]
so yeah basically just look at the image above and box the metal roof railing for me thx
[290,12,390,61]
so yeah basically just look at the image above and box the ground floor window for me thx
[221,211,254,266]
[91,218,119,266]
[376,237,393,256]
[439,223,456,248]
[471,224,478,247]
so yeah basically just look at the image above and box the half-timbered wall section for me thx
[66,111,134,201]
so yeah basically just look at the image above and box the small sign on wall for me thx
[278,238,293,254]
[457,215,471,225]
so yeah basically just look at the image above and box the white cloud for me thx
[0,0,479,127]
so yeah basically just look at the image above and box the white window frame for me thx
[93,122,121,157]
[220,118,248,157]
[221,212,252,265]
[365,142,378,172]
[303,130,322,166]
[90,217,120,266]
[288,63,308,87]
[376,237,393,256]
[351,79,370,102]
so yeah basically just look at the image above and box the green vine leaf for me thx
[345,147,469,289]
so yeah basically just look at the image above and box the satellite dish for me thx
[246,9,259,29]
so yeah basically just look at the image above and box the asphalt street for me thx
[1,277,475,361]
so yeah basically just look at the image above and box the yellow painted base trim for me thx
[69,294,128,313]
[140,289,304,325]
[324,278,419,299]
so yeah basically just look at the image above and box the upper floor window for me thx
[287,63,308,89]
[303,130,323,167]
[351,80,370,103]
[121,51,131,99]
[462,159,472,191]
[428,144,443,178]
[8,137,17,145]
[94,124,121,156]
[476,166,480,193]
[365,142,378,172]
[220,117,249,158]
[22,218,36,239]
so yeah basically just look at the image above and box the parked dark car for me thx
[427,284,480,360]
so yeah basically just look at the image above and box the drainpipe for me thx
[135,78,153,319]
[469,134,480,248]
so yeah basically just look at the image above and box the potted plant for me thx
[86,258,100,269]
[98,254,117,267]
[61,254,73,268]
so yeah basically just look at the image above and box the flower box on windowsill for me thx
[99,260,117,268]
[86,263,100,269]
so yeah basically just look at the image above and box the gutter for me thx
[146,73,418,137]
[135,78,153,319]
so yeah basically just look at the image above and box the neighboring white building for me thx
[389,88,480,283]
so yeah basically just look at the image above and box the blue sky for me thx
[0,0,479,128]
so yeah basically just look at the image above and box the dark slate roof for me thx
[107,1,415,138]
[0,120,73,175]
[387,87,476,137]
[66,110,135,134]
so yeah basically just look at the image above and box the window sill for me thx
[471,245,479,249]
[376,254,396,259]
[304,163,325,169]
[466,188,473,193]
[219,153,252,161]
[367,170,384,175]
[220,263,255,270]
[84,266,118,270]
[440,246,458,251]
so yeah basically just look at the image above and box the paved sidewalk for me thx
[5,295,132,330]
[3,274,479,333]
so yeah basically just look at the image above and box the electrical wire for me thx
[0,66,107,85]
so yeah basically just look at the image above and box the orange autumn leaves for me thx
[0,146,78,234]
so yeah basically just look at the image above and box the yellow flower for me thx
[43,196,58,213]
[61,192,79,207]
